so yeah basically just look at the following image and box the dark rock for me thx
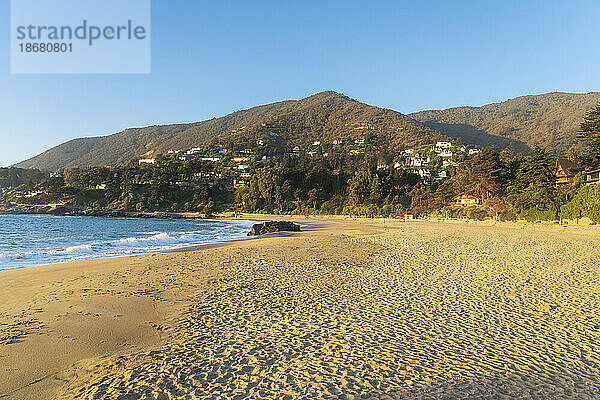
[247,221,301,236]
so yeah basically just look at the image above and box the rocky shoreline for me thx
[0,203,207,219]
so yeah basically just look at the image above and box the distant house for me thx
[417,169,431,178]
[468,149,480,155]
[139,158,156,165]
[455,194,480,206]
[586,169,600,185]
[410,157,428,167]
[442,160,458,168]
[292,146,300,154]
[233,178,249,188]
[313,141,321,146]
[436,141,452,148]
[555,158,582,185]
[187,147,202,155]
[49,171,64,178]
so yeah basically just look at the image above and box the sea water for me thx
[0,214,255,271]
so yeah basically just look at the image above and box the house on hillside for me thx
[555,158,582,185]
[455,194,480,206]
[586,169,600,185]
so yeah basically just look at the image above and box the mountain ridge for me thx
[14,91,600,171]
[14,91,448,171]
[409,91,600,153]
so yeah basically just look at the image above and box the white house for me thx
[442,160,458,168]
[139,158,156,165]
[292,146,300,153]
[436,141,452,148]
[439,150,453,158]
[313,141,321,146]
[455,194,480,206]
[469,149,481,155]
[410,157,428,167]
[187,147,202,155]
[417,169,431,178]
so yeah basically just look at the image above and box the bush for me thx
[466,207,487,221]
[561,184,600,222]
[498,210,517,222]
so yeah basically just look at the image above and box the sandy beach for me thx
[1,218,600,399]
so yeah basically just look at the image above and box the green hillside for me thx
[14,91,448,171]
[410,92,600,153]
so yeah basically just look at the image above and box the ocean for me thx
[0,214,255,271]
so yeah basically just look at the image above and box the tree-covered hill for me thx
[410,92,600,154]
[14,91,448,171]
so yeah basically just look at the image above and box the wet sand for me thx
[1,218,600,399]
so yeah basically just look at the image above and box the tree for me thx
[308,188,319,209]
[579,105,600,167]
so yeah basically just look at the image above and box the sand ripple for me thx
[56,222,600,399]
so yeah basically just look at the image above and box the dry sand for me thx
[1,218,600,399]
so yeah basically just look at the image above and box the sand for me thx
[1,218,600,399]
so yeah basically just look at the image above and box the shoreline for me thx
[2,213,599,275]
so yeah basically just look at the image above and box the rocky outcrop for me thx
[247,221,301,236]
[0,203,206,219]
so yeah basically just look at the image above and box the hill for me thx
[410,92,600,153]
[14,91,449,171]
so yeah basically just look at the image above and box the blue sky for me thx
[1,0,599,167]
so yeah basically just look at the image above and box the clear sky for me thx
[1,0,599,167]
